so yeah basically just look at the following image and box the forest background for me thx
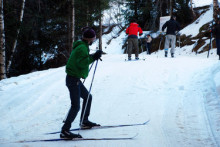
[0,0,219,79]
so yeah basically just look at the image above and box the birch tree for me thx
[6,0,26,73]
[170,0,172,16]
[0,0,6,80]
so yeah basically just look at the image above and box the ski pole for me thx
[175,31,181,48]
[125,38,128,61]
[207,20,214,58]
[78,60,99,135]
[140,39,145,60]
[125,42,128,61]
[207,31,212,58]
[83,61,95,84]
[158,33,163,58]
[62,61,95,123]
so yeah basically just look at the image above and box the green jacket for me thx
[66,40,94,79]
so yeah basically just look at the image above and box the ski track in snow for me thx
[1,54,220,147]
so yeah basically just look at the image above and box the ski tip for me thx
[45,131,60,135]
[143,120,150,125]
[132,133,139,138]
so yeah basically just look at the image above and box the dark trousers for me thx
[62,75,92,131]
[127,38,139,58]
[216,38,220,55]
[145,43,151,54]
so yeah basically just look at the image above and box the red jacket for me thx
[126,23,143,37]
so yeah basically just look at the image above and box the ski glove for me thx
[92,50,103,60]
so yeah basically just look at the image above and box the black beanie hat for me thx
[82,27,96,41]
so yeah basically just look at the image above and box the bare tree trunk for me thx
[166,0,169,15]
[0,0,6,79]
[213,0,219,23]
[99,13,102,50]
[170,0,172,16]
[134,0,138,20]
[160,0,162,16]
[70,0,75,53]
[68,4,71,53]
[190,0,196,18]
[86,4,89,27]
[150,0,160,31]
[68,0,75,53]
[7,0,26,73]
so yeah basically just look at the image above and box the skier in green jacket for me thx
[60,27,102,139]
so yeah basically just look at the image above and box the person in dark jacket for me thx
[126,19,143,60]
[162,15,180,58]
[212,19,220,60]
[60,27,102,139]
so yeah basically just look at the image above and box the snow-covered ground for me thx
[0,53,220,147]
[180,7,213,37]
[1,1,220,147]
[193,0,214,7]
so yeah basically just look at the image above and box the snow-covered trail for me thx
[0,54,220,147]
[93,55,220,147]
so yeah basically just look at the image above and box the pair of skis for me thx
[46,120,150,135]
[17,120,150,142]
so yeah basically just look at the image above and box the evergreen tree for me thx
[174,0,193,26]
[3,0,111,77]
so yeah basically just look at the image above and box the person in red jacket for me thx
[126,19,143,60]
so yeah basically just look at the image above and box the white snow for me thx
[1,2,220,147]
[0,53,220,147]
[193,0,213,7]
[180,8,213,37]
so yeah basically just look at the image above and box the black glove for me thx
[92,50,103,60]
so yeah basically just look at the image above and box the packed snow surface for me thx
[0,53,220,147]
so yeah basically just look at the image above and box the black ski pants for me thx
[145,42,151,54]
[62,75,92,131]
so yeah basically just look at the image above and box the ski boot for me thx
[135,57,139,60]
[80,120,100,129]
[60,130,82,139]
[171,53,174,58]
[165,51,168,57]
[128,57,131,61]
